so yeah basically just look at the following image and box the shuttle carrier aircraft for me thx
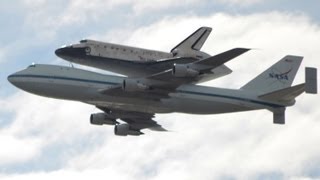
[8,57,317,136]
[8,27,318,136]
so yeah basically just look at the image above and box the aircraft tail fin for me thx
[259,67,317,125]
[259,67,317,103]
[171,27,212,54]
[241,55,303,94]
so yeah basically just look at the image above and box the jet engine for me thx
[122,79,149,92]
[172,64,199,77]
[90,113,117,125]
[114,124,143,136]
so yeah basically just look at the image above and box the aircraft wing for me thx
[148,48,250,86]
[97,106,166,131]
[192,48,250,70]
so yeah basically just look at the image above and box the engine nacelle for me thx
[122,79,149,92]
[172,64,199,77]
[90,113,117,125]
[114,124,143,136]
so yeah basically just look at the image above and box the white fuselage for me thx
[54,39,231,82]
[8,65,286,115]
[76,39,174,62]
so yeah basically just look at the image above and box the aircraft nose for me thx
[7,73,20,87]
[7,74,14,84]
[7,70,36,93]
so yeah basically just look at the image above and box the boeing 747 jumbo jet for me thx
[54,27,249,83]
[8,54,317,136]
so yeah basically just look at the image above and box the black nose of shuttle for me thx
[55,48,65,58]
[55,47,87,60]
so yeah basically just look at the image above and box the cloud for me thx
[17,0,207,42]
[131,0,205,15]
[216,0,264,6]
[1,11,320,180]
[0,92,106,170]
[0,134,42,166]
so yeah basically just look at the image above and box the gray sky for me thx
[1,0,320,179]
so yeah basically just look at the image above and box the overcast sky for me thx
[1,0,320,179]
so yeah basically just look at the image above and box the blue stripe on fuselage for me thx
[177,90,284,108]
[8,74,119,85]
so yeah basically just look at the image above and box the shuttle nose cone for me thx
[55,47,86,60]
[55,48,65,58]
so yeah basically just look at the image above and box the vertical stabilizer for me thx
[171,27,212,54]
[241,55,303,94]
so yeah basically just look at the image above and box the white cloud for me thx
[216,0,264,6]
[0,169,132,180]
[1,11,320,180]
[0,92,105,166]
[0,134,42,165]
[57,0,131,27]
[18,0,207,42]
[132,0,204,15]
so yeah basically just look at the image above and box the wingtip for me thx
[149,126,168,132]
[200,26,212,30]
[236,48,251,52]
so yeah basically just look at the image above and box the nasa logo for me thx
[269,68,292,81]
[269,72,289,80]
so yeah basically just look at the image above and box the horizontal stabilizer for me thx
[259,83,305,102]
[305,67,317,94]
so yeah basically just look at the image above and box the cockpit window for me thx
[28,63,36,68]
[80,39,88,43]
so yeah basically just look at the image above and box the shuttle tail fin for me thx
[171,27,212,55]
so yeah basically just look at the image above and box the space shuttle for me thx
[55,27,247,82]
